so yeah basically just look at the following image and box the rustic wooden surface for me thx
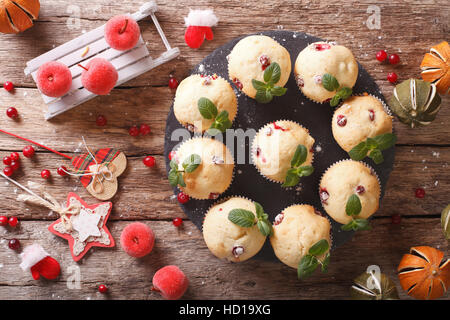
[0,0,449,300]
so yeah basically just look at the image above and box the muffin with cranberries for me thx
[173,137,234,200]
[228,35,291,99]
[319,160,381,225]
[251,120,315,185]
[173,74,238,132]
[332,95,393,152]
[203,197,266,262]
[270,204,331,269]
[294,42,358,103]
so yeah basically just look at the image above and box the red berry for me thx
[3,166,13,177]
[172,218,183,227]
[139,124,151,136]
[391,214,402,224]
[168,151,176,161]
[233,78,243,90]
[8,216,18,227]
[177,192,189,204]
[3,156,11,166]
[96,115,107,126]
[8,239,20,250]
[387,72,398,83]
[57,166,68,176]
[320,188,329,204]
[376,50,387,62]
[168,76,178,89]
[23,145,35,158]
[129,125,139,137]
[143,156,155,167]
[98,285,108,293]
[337,115,347,127]
[314,43,331,51]
[388,53,400,65]
[10,160,19,171]
[369,109,375,121]
[0,216,7,226]
[3,81,14,92]
[41,169,51,179]
[10,152,19,161]
[6,107,18,119]
[415,188,425,199]
[259,55,271,70]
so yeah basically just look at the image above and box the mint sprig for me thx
[228,202,273,236]
[282,145,314,187]
[341,194,371,231]
[168,153,201,188]
[198,97,232,135]
[252,62,287,104]
[298,239,330,280]
[348,133,397,165]
[322,73,352,107]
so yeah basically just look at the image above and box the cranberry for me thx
[143,156,155,167]
[273,122,288,131]
[274,213,284,225]
[10,160,19,171]
[369,109,375,121]
[172,218,183,227]
[259,55,271,70]
[96,115,107,126]
[388,54,400,65]
[3,166,13,177]
[177,192,189,204]
[23,145,35,158]
[391,214,402,224]
[41,169,51,180]
[139,124,151,136]
[356,185,365,194]
[8,239,20,250]
[256,147,261,157]
[233,78,243,90]
[168,76,178,89]
[232,246,244,258]
[168,151,176,161]
[314,43,331,51]
[415,188,425,199]
[0,216,7,226]
[387,72,398,83]
[10,152,19,162]
[6,107,18,119]
[376,50,387,62]
[337,115,347,127]
[128,125,139,137]
[98,285,108,293]
[8,216,18,227]
[296,76,304,88]
[209,193,219,200]
[320,188,329,204]
[314,209,325,217]
[3,156,11,166]
[186,123,195,132]
[57,166,68,176]
[3,81,14,92]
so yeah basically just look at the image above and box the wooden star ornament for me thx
[48,193,115,262]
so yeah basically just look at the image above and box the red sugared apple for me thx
[80,58,118,95]
[120,222,155,258]
[36,61,72,97]
[105,15,140,51]
[151,266,189,300]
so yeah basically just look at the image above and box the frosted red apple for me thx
[120,222,155,258]
[105,15,140,51]
[36,61,72,97]
[152,265,189,300]
[80,58,118,95]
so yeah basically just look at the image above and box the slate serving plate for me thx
[164,30,395,260]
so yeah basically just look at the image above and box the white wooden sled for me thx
[24,1,180,120]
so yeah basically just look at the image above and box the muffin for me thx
[270,204,331,269]
[319,160,381,224]
[251,120,315,183]
[228,35,291,99]
[294,42,358,103]
[173,74,238,132]
[174,137,234,199]
[203,197,266,262]
[332,95,393,152]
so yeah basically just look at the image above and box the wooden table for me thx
[0,0,448,300]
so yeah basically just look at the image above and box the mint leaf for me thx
[282,168,301,187]
[255,89,273,104]
[341,220,355,231]
[353,218,371,231]
[169,159,178,170]
[321,253,330,273]
[337,87,352,100]
[322,73,339,91]
[298,165,314,177]
[254,202,264,218]
[330,94,341,107]
[264,62,281,84]
[252,79,267,91]
[366,137,378,150]
[348,141,369,161]
[228,209,256,228]
[177,173,186,187]
[372,133,397,151]
[215,110,229,123]
[368,148,384,164]
[182,154,201,173]
[206,127,222,136]
[257,220,272,237]
[168,170,179,187]
[270,86,287,96]
[308,239,329,256]
[291,145,307,167]
[198,97,218,119]
[298,255,318,280]
[346,194,362,216]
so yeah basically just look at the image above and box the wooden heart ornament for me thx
[71,148,127,200]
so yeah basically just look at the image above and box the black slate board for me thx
[164,30,395,260]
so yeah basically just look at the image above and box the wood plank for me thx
[0,217,447,300]
[0,144,447,220]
